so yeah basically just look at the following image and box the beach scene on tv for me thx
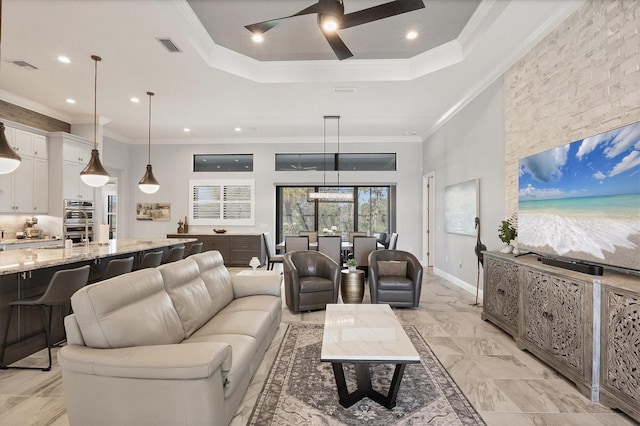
[518,121,640,272]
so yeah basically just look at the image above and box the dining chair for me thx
[102,256,134,280]
[388,233,398,250]
[285,235,309,252]
[299,231,318,244]
[263,232,284,270]
[317,236,342,266]
[348,231,367,245]
[352,236,378,272]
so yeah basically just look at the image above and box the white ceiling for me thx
[0,0,583,145]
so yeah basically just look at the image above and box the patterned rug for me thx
[248,323,485,425]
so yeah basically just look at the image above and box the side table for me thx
[341,269,364,304]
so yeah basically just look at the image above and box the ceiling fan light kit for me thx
[245,0,425,60]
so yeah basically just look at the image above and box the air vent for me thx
[157,38,182,53]
[334,87,356,94]
[12,60,38,70]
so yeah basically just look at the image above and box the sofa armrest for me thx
[231,272,282,298]
[58,342,232,381]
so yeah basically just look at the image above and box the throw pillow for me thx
[377,260,407,276]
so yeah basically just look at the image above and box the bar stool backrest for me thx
[166,246,185,263]
[103,256,134,280]
[187,242,203,257]
[139,251,163,269]
[38,265,91,305]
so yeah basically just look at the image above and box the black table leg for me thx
[330,362,408,409]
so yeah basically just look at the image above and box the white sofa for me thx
[58,251,282,426]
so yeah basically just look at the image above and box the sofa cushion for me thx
[191,251,234,315]
[221,295,281,325]
[189,308,272,342]
[71,269,185,348]
[159,258,214,337]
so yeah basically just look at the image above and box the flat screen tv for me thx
[518,121,640,273]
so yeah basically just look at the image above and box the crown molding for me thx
[0,90,73,123]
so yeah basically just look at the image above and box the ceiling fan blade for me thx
[322,30,353,60]
[245,2,325,34]
[341,0,425,29]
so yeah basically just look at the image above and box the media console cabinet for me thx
[167,233,265,267]
[482,252,639,422]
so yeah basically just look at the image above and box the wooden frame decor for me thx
[136,202,171,221]
[189,179,255,226]
[444,178,478,236]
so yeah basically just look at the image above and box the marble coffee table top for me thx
[321,304,420,363]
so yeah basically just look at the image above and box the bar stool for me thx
[0,264,90,371]
[138,251,163,269]
[185,242,203,257]
[102,256,134,280]
[165,246,185,263]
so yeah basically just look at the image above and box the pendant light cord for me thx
[147,92,153,164]
[91,55,101,150]
[322,117,327,189]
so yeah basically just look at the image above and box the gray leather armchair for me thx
[368,250,423,307]
[283,250,340,313]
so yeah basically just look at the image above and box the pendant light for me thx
[308,115,353,202]
[0,0,21,174]
[80,55,110,187]
[138,91,160,194]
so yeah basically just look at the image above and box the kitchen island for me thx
[0,238,194,365]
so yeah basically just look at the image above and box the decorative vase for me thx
[500,244,514,254]
[348,265,357,272]
[511,240,520,256]
[249,256,260,271]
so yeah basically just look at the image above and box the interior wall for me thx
[504,0,640,214]
[119,140,424,255]
[423,77,505,291]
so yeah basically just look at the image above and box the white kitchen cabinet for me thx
[48,132,95,217]
[0,127,48,213]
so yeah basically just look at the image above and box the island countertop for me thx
[0,238,195,275]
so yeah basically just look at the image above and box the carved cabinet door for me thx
[484,257,503,319]
[523,270,551,350]
[549,277,584,372]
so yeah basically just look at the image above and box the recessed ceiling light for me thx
[406,31,418,40]
[66,98,76,104]
[183,128,191,132]
[252,33,264,43]
[235,127,242,132]
[58,55,71,64]
[130,97,140,103]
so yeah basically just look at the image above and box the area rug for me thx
[248,323,485,425]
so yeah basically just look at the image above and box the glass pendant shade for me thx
[80,54,109,187]
[0,123,21,174]
[138,164,160,194]
[80,149,110,187]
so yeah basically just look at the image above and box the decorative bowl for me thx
[213,228,227,234]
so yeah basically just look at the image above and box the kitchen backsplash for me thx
[0,215,63,240]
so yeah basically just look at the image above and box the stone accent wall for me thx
[0,100,70,133]
[504,0,640,214]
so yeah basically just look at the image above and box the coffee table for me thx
[320,304,420,409]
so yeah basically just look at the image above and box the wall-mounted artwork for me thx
[136,203,171,221]
[518,120,640,272]
[444,179,479,236]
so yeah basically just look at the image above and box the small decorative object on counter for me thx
[177,220,184,234]
[213,228,227,234]
[184,216,189,233]
[249,256,260,271]
[346,258,357,272]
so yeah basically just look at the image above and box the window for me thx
[276,185,393,242]
[189,179,254,225]
[276,153,396,171]
[193,154,253,172]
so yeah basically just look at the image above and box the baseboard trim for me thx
[433,267,483,300]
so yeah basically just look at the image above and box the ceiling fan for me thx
[245,0,426,60]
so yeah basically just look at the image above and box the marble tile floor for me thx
[0,268,636,426]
